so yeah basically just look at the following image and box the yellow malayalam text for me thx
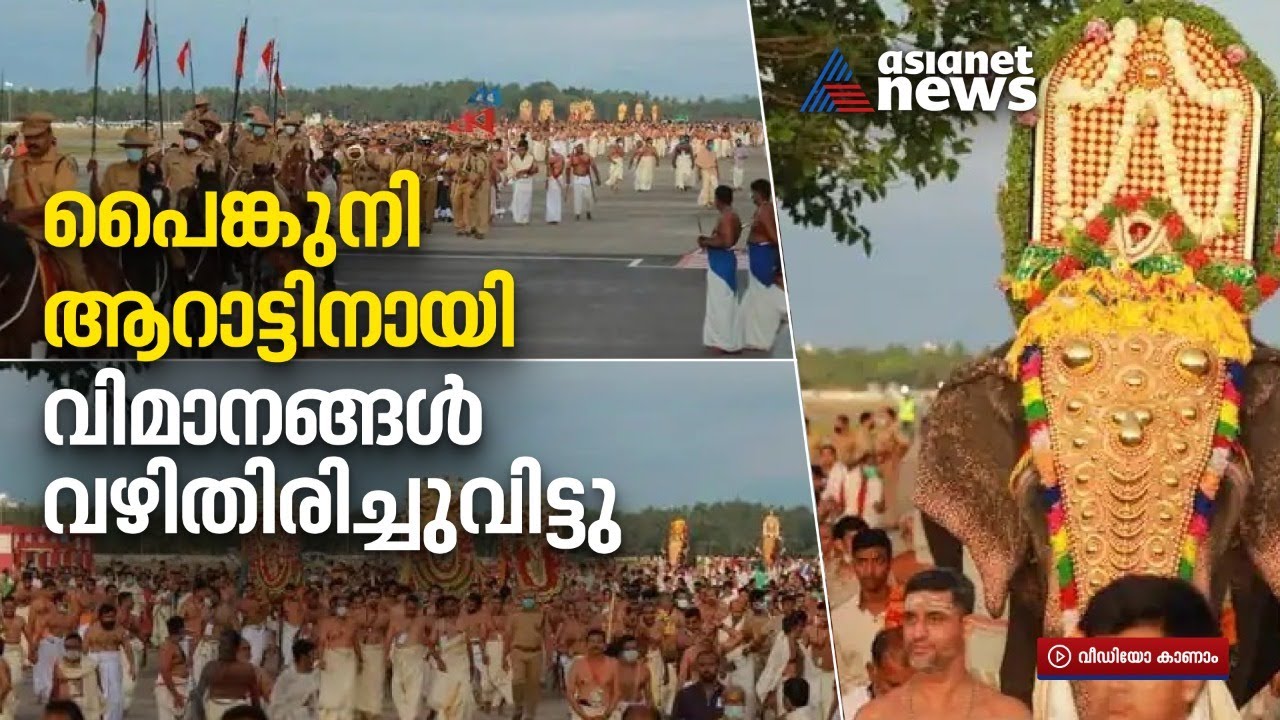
[45,170,423,268]
[43,269,516,362]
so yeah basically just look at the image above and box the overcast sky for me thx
[782,0,1280,350]
[0,361,809,510]
[9,0,762,99]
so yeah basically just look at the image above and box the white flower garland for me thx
[1050,17,1247,243]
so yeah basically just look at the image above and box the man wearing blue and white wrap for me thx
[698,185,744,354]
[741,179,785,351]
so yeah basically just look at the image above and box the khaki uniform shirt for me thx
[232,135,277,170]
[100,161,141,196]
[161,148,216,194]
[7,150,78,237]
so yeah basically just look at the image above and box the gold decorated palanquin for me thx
[761,512,782,569]
[1001,8,1272,638]
[618,102,629,123]
[538,99,555,123]
[667,516,689,566]
[519,99,533,123]
[399,481,478,593]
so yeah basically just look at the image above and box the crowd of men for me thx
[0,98,764,299]
[0,551,832,720]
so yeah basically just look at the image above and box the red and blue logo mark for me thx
[801,49,873,114]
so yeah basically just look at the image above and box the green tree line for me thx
[797,344,981,389]
[0,500,816,558]
[3,80,761,124]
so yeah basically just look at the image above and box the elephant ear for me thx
[915,342,1030,618]
[1238,341,1280,599]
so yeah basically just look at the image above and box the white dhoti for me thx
[355,644,385,716]
[154,675,188,720]
[704,247,741,352]
[723,646,758,720]
[483,638,513,708]
[647,651,676,715]
[318,647,357,719]
[698,170,718,206]
[241,624,269,667]
[635,156,656,191]
[427,635,475,720]
[802,648,835,720]
[269,667,321,720]
[733,165,745,189]
[91,649,125,720]
[2,646,22,692]
[572,175,594,217]
[204,697,245,720]
[34,636,64,703]
[391,644,426,720]
[121,640,143,712]
[280,622,300,669]
[511,178,534,225]
[675,157,694,189]
[741,243,785,351]
[606,159,624,188]
[546,177,565,223]
[192,639,218,687]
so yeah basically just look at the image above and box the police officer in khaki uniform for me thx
[182,94,212,124]
[87,127,152,202]
[160,119,218,271]
[276,112,308,163]
[465,135,493,239]
[3,112,94,291]
[445,138,470,235]
[414,137,442,234]
[232,109,278,181]
[199,114,230,176]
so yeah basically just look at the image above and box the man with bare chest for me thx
[196,631,261,720]
[83,603,134,720]
[386,595,432,720]
[677,610,715,686]
[567,144,600,221]
[566,629,619,720]
[481,594,513,712]
[282,586,307,670]
[557,608,588,682]
[545,148,567,224]
[33,593,77,704]
[615,634,652,711]
[353,593,388,720]
[156,616,189,720]
[1,597,25,690]
[317,596,361,719]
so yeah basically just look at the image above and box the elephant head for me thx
[915,333,1280,704]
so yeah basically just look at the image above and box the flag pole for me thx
[142,3,151,130]
[270,52,280,122]
[227,16,248,155]
[189,43,197,101]
[153,9,165,143]
[91,26,101,160]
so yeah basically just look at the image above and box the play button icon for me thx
[1047,644,1072,670]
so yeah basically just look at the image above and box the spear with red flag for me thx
[228,16,249,155]
[134,4,153,129]
[152,1,165,143]
[85,0,107,159]
[177,39,194,101]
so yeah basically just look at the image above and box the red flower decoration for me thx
[1028,287,1046,307]
[1163,213,1186,239]
[1114,192,1149,213]
[1184,247,1210,270]
[1085,216,1112,244]
[1259,275,1280,298]
[1222,283,1246,310]
[1052,255,1083,279]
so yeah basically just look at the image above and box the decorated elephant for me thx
[667,516,689,567]
[538,99,555,123]
[914,1,1280,715]
[761,511,782,569]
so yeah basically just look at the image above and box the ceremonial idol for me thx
[915,1,1280,715]
[667,517,689,567]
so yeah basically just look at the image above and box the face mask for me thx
[65,650,82,661]
[252,126,267,138]
[67,580,77,589]
[125,148,144,163]
[183,137,201,151]
[676,599,690,609]
[521,598,535,610]
[285,126,297,136]
[621,649,639,663]
[752,602,766,612]
[336,607,348,617]
[725,707,745,719]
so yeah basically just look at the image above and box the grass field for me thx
[45,123,177,166]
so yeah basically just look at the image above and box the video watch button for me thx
[1035,637,1229,680]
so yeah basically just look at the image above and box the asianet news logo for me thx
[802,48,1037,114]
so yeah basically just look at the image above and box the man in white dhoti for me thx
[565,629,619,720]
[546,147,567,225]
[731,141,748,190]
[698,185,743,354]
[427,596,475,720]
[317,601,360,720]
[155,617,190,720]
[673,139,695,191]
[719,597,758,720]
[84,604,134,720]
[0,598,24,696]
[632,140,658,192]
[51,634,104,720]
[269,638,320,720]
[1033,576,1238,720]
[0,638,13,720]
[508,140,538,225]
[387,595,431,720]
[605,140,626,192]
[855,569,1028,720]
[568,144,600,222]
[740,179,785,352]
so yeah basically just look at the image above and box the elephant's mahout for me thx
[915,2,1280,717]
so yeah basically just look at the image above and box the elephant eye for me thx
[1176,346,1212,378]
[1060,339,1095,370]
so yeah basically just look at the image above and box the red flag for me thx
[84,0,107,75]
[234,19,248,80]
[258,40,275,79]
[475,107,495,135]
[133,10,152,73]
[274,68,286,95]
[177,40,191,76]
[448,111,475,134]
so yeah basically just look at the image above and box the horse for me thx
[170,164,228,358]
[0,220,43,358]
[116,160,173,309]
